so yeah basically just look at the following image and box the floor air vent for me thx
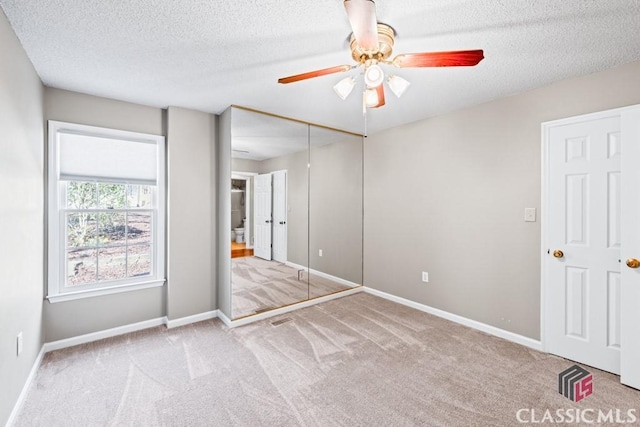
[271,317,293,326]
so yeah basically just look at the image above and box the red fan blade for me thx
[373,84,385,108]
[278,65,352,84]
[344,0,379,52]
[392,49,484,68]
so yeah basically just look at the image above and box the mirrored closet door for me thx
[218,106,363,321]
[309,125,363,299]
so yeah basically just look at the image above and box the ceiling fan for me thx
[277,0,484,110]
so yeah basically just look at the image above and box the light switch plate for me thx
[524,208,536,222]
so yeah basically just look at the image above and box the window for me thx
[47,121,165,302]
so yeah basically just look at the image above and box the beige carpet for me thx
[232,256,352,318]
[15,293,640,426]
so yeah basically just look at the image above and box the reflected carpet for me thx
[231,256,352,318]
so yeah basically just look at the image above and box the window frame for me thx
[47,121,166,302]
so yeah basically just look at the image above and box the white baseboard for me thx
[43,317,167,352]
[43,310,223,351]
[364,287,543,351]
[217,310,232,327]
[221,286,364,328]
[165,310,218,329]
[6,346,46,427]
[285,261,361,288]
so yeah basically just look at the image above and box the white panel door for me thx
[272,170,288,263]
[254,173,272,261]
[547,115,621,374]
[621,107,640,388]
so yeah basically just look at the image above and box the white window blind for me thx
[47,120,166,302]
[58,132,158,184]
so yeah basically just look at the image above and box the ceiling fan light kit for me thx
[387,74,410,98]
[277,0,484,114]
[333,76,356,100]
[364,63,384,87]
[364,87,379,107]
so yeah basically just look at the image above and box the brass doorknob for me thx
[553,250,564,258]
[626,258,640,268]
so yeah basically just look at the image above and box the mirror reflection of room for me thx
[229,107,363,320]
[309,125,363,296]
[230,168,309,319]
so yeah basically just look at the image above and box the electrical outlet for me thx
[422,272,429,283]
[17,332,23,356]
[319,249,323,257]
[524,208,536,222]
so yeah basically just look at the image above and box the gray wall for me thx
[364,60,640,340]
[45,88,163,135]
[217,108,232,318]
[43,88,166,341]
[309,134,363,284]
[166,106,217,320]
[0,10,44,425]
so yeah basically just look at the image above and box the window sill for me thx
[46,279,165,303]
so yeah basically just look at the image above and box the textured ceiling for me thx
[1,0,639,134]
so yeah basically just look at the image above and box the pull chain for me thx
[362,89,368,137]
[364,108,368,137]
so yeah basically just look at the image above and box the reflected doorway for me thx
[237,170,288,263]
[230,172,255,259]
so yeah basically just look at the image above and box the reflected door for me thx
[254,173,272,260]
[272,170,287,263]
[546,115,621,374]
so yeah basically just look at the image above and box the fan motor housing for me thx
[350,23,395,63]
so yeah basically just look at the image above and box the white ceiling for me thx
[1,0,639,135]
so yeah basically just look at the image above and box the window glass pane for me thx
[98,183,126,209]
[50,122,164,297]
[98,247,127,281]
[67,249,97,286]
[66,181,97,209]
[66,213,97,248]
[98,212,126,246]
[127,185,153,208]
[128,245,151,277]
[127,212,151,245]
